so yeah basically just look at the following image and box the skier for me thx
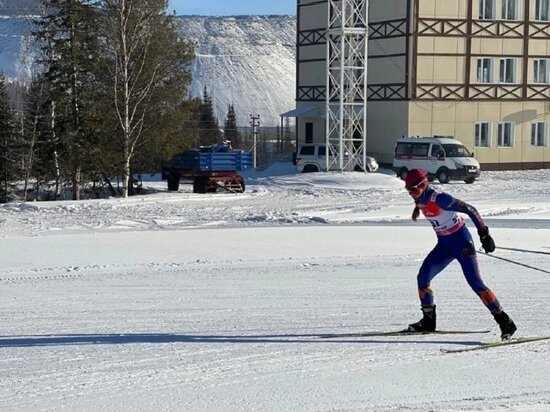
[404,168,517,339]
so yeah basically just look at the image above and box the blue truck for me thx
[161,145,253,193]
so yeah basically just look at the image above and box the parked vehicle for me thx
[392,136,480,184]
[295,143,379,173]
[161,146,253,193]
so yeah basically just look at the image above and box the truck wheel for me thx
[302,164,319,173]
[437,168,450,184]
[464,177,476,184]
[167,174,180,191]
[206,178,217,192]
[192,178,201,193]
[193,177,207,193]
[238,177,246,193]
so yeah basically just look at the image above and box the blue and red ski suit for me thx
[415,186,502,314]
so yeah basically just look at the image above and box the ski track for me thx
[1,167,550,411]
[2,254,550,410]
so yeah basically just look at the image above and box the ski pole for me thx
[495,246,550,256]
[478,250,550,275]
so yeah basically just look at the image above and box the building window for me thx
[497,122,514,147]
[475,122,491,148]
[499,58,516,83]
[534,59,550,83]
[536,0,550,20]
[531,122,548,146]
[477,58,493,83]
[502,0,519,19]
[480,0,495,19]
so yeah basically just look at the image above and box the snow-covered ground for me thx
[1,163,550,411]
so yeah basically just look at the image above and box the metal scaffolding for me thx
[325,0,369,172]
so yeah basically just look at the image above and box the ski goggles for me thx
[405,179,427,197]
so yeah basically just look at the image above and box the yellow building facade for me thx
[296,0,550,169]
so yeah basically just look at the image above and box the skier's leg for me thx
[456,241,517,339]
[408,243,453,332]
[456,240,502,313]
[416,242,453,306]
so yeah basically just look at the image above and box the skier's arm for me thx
[434,192,486,231]
[435,192,495,252]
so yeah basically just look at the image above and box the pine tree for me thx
[24,75,65,200]
[35,0,103,200]
[224,103,240,148]
[0,75,17,203]
[198,86,222,146]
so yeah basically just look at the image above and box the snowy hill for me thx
[0,15,36,82]
[178,15,296,126]
[0,8,297,126]
[0,0,39,16]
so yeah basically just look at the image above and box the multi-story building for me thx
[293,0,550,169]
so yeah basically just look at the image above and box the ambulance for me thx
[392,136,480,184]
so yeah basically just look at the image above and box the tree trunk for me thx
[72,163,81,200]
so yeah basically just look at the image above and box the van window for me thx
[442,144,471,157]
[300,145,315,156]
[411,143,430,157]
[431,145,444,157]
[395,143,412,156]
[318,145,326,156]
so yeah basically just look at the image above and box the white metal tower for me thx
[325,0,369,172]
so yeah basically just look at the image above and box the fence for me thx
[235,126,296,167]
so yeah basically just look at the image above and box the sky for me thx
[167,0,296,16]
[1,166,550,410]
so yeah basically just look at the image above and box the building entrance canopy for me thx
[280,106,318,118]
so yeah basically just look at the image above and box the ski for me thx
[319,329,491,339]
[442,335,550,353]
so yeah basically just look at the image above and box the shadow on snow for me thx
[0,333,484,348]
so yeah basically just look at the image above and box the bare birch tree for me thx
[100,0,193,197]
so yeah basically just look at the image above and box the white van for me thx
[295,143,379,173]
[392,136,480,183]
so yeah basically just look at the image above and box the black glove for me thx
[478,226,495,253]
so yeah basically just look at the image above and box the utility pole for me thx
[250,114,260,168]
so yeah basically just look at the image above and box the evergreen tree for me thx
[0,75,17,203]
[198,86,222,146]
[21,78,50,200]
[224,103,240,148]
[35,0,103,200]
[24,75,68,200]
[131,98,200,173]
